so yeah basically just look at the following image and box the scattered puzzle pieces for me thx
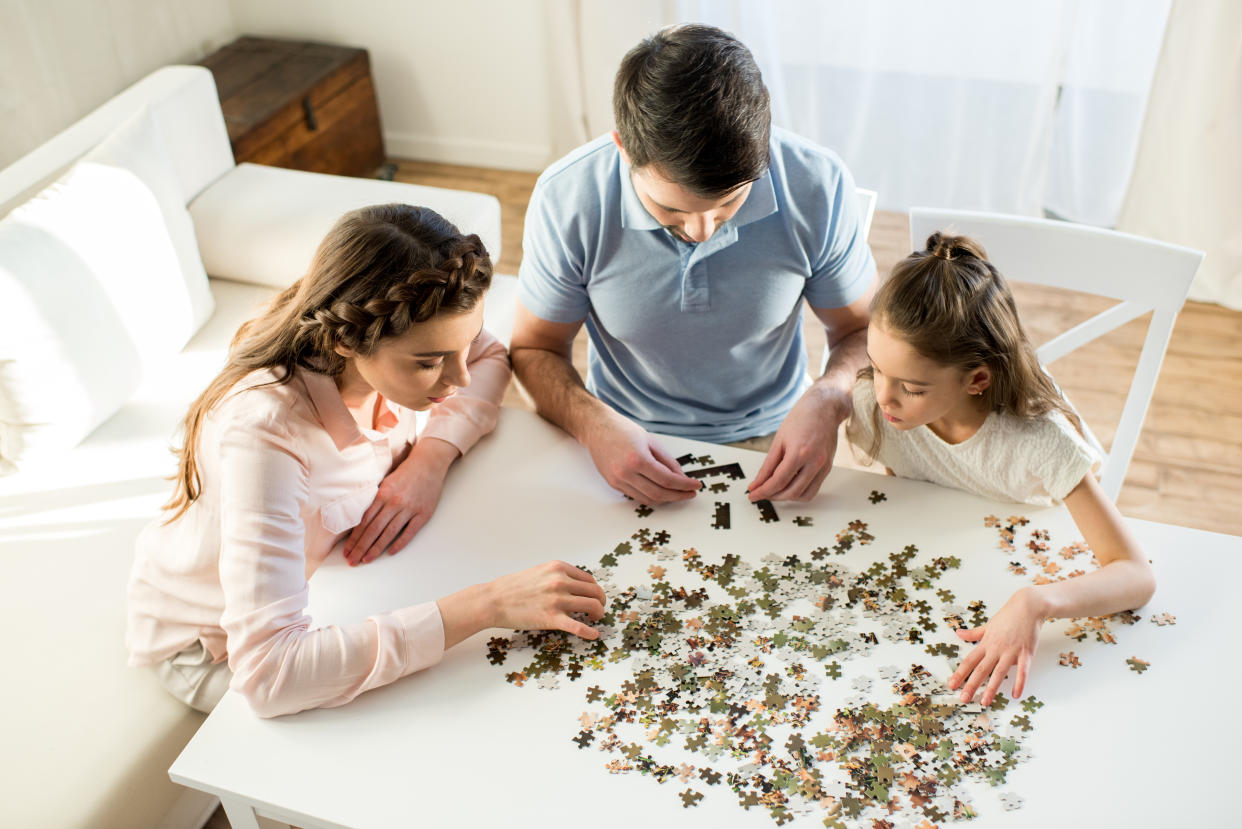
[1151,612,1176,626]
[485,495,1172,823]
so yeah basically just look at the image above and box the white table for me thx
[170,408,1241,828]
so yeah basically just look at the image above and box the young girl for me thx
[847,232,1155,707]
[127,204,605,718]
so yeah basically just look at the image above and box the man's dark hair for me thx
[614,24,771,198]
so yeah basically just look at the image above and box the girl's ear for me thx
[967,366,991,396]
[333,341,356,361]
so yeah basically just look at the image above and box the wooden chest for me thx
[198,36,385,178]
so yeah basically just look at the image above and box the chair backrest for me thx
[908,207,1203,501]
[856,187,877,241]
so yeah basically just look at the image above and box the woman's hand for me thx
[344,438,459,566]
[485,561,607,639]
[947,586,1047,705]
[438,561,607,649]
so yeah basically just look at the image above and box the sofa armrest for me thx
[189,163,502,289]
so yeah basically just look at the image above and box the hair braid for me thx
[163,204,493,522]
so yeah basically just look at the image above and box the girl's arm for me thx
[344,330,511,564]
[949,472,1156,705]
[1034,472,1156,616]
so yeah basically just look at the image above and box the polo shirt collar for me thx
[618,159,779,233]
[731,168,777,229]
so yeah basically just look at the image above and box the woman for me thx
[127,204,606,718]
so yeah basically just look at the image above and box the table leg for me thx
[220,796,293,829]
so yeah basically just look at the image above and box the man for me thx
[510,23,876,505]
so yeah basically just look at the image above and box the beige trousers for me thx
[154,640,232,714]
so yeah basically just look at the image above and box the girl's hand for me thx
[344,438,459,566]
[484,561,607,640]
[947,586,1046,706]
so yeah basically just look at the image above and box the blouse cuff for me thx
[389,601,447,674]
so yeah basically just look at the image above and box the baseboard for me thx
[383,131,550,172]
[155,788,219,829]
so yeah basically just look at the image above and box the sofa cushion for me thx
[0,108,212,472]
[190,162,504,289]
[83,106,216,331]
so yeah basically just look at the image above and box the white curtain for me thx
[547,0,1169,226]
[1117,0,1242,310]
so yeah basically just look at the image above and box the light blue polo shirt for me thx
[518,127,876,443]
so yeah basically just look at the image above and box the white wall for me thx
[0,0,236,169]
[228,0,563,171]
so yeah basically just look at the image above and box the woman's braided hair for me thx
[164,204,492,521]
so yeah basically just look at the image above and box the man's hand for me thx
[747,388,846,502]
[344,438,459,566]
[583,409,701,505]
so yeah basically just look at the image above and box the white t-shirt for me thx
[846,377,1102,506]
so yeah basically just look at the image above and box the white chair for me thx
[908,208,1203,501]
[855,186,877,242]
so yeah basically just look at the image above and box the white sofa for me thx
[0,66,509,828]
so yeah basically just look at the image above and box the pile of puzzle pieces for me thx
[486,460,1175,826]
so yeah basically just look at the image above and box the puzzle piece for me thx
[684,463,745,481]
[868,490,887,504]
[1126,657,1151,674]
[635,504,653,517]
[1058,652,1081,669]
[998,791,1025,811]
[711,502,731,530]
[1151,612,1176,626]
[679,789,703,808]
[754,499,779,523]
[793,516,813,527]
[709,482,729,493]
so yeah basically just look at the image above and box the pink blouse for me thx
[126,331,509,717]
